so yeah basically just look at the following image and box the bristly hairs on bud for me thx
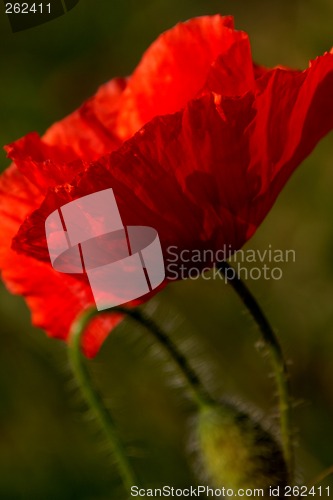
[192,399,288,497]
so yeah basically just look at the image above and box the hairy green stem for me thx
[219,261,294,481]
[69,304,214,493]
[69,308,139,497]
[111,306,214,408]
[75,306,213,407]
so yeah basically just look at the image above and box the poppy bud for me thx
[194,402,288,495]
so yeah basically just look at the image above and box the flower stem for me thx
[111,306,214,408]
[218,261,294,481]
[69,304,214,492]
[69,308,139,497]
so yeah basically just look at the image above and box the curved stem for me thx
[75,306,214,408]
[112,306,214,408]
[69,308,139,496]
[218,261,294,480]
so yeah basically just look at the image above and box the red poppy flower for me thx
[1,15,333,357]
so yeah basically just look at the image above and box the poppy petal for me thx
[116,15,249,138]
[249,51,333,226]
[43,77,127,161]
[0,164,119,357]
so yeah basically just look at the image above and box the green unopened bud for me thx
[195,402,288,494]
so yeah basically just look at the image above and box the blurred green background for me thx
[1,0,333,498]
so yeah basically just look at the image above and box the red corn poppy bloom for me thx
[1,15,333,356]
